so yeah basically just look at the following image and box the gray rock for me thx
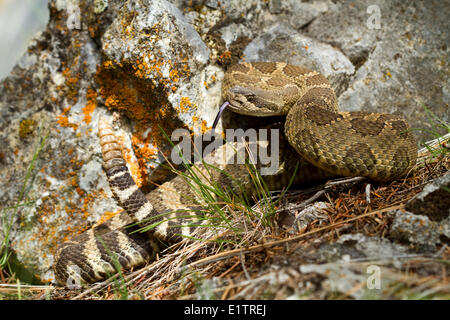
[319,233,409,263]
[301,233,410,299]
[299,261,365,299]
[389,210,440,249]
[204,0,219,10]
[405,171,450,221]
[269,0,329,29]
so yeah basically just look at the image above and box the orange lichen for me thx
[82,87,97,124]
[35,145,112,254]
[56,106,79,131]
[63,67,79,86]
[201,120,211,134]
[218,50,232,63]
[97,61,157,126]
[76,187,85,197]
[169,69,180,83]
[70,177,77,187]
[178,96,194,113]
[62,63,82,104]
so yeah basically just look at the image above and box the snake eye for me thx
[246,94,257,103]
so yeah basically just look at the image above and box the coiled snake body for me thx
[53,62,417,286]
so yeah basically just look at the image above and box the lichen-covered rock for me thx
[0,1,112,282]
[389,210,440,250]
[319,233,409,263]
[301,233,410,299]
[96,0,225,179]
[405,171,450,222]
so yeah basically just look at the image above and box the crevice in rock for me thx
[349,49,370,72]
[79,0,120,45]
[298,16,318,32]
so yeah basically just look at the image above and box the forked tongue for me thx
[212,101,230,130]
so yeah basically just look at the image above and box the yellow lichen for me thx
[19,119,36,139]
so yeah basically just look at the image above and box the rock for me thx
[301,233,411,299]
[204,0,219,10]
[98,0,225,176]
[300,262,369,299]
[0,0,111,281]
[319,233,409,263]
[405,171,450,221]
[389,210,440,250]
[268,0,329,29]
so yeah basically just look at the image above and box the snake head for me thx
[226,86,283,116]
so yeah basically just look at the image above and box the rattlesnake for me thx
[53,62,417,286]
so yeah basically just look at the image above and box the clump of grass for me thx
[135,127,296,248]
